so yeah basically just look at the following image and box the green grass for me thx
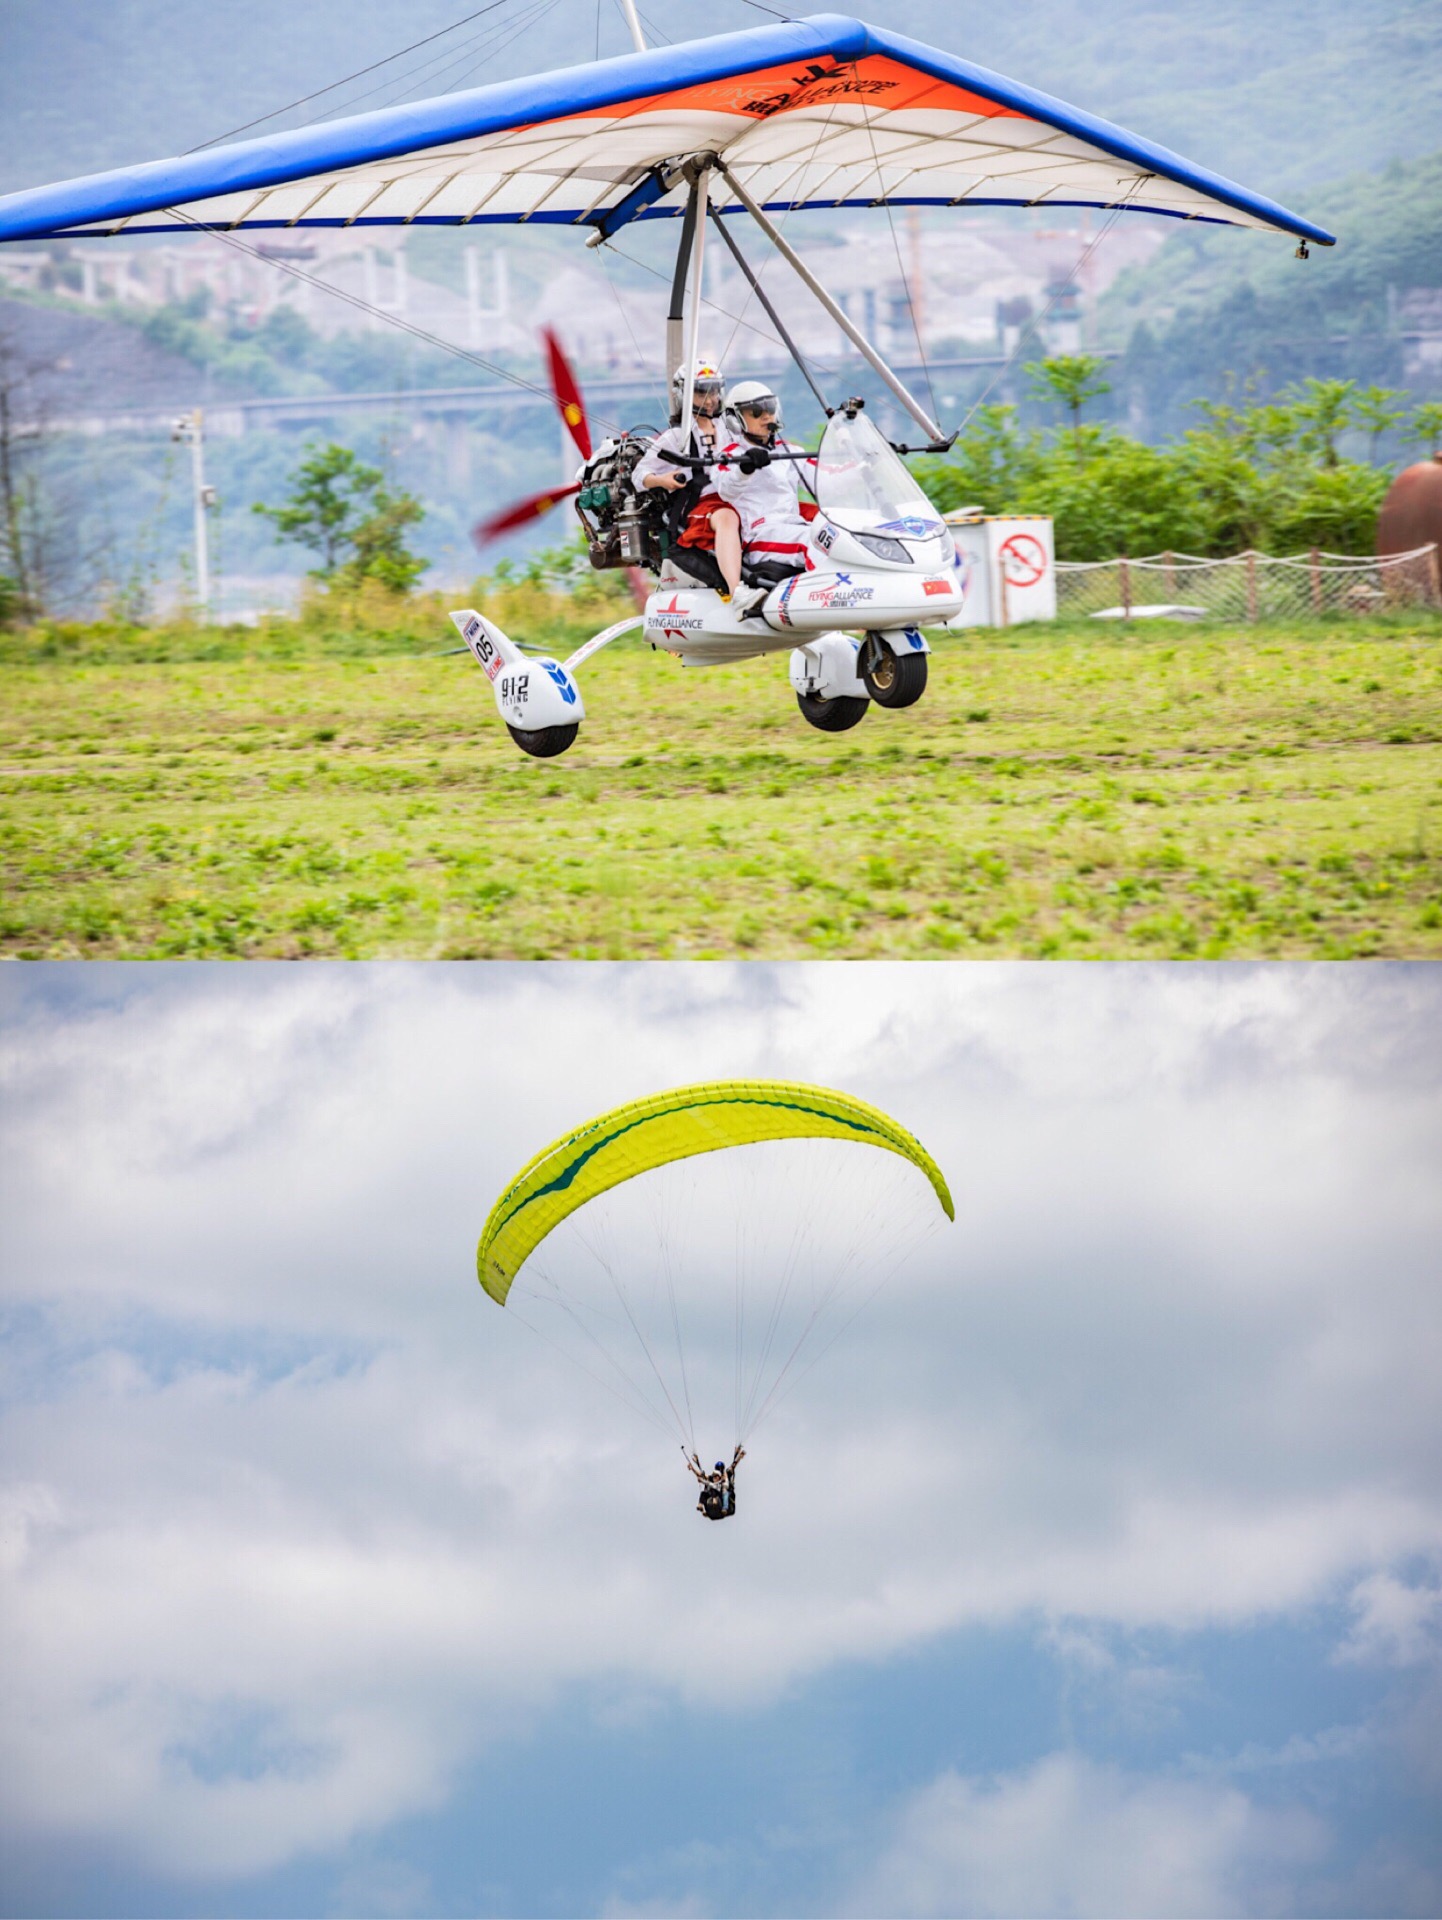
[2,612,1440,958]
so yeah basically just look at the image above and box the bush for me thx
[915,379,1395,558]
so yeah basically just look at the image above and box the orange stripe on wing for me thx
[520,54,1028,131]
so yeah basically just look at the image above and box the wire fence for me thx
[1054,543,1442,621]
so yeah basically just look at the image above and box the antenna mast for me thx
[618,0,647,54]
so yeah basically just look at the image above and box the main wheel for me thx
[796,691,869,732]
[507,722,580,758]
[861,648,928,709]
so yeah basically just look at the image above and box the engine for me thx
[574,431,666,572]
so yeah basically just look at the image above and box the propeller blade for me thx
[472,482,581,545]
[544,326,592,461]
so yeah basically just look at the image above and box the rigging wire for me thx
[604,236,839,378]
[634,4,673,46]
[956,189,1142,434]
[164,207,634,438]
[714,93,843,375]
[360,0,565,114]
[860,79,942,433]
[594,245,663,389]
[185,0,522,151]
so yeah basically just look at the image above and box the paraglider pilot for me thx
[687,1445,745,1520]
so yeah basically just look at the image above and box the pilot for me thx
[633,356,744,599]
[687,1445,745,1519]
[712,381,819,611]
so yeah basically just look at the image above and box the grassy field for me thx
[2,608,1440,958]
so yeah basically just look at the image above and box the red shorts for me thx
[677,491,729,551]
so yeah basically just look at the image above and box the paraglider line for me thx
[738,1191,811,1438]
[509,1290,679,1443]
[740,1153,940,1440]
[747,1212,946,1438]
[572,1223,696,1451]
[522,1254,685,1441]
[655,1188,697,1456]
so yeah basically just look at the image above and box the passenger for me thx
[713,381,819,612]
[686,1445,745,1520]
[632,357,744,598]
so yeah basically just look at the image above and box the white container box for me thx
[942,514,1056,627]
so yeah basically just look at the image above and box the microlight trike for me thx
[0,8,1334,761]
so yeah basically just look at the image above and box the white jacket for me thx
[713,437,818,561]
[632,419,720,490]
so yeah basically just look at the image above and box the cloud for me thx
[1338,1569,1442,1669]
[847,1753,1326,1919]
[1,964,1439,1887]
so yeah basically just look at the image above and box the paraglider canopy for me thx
[479,1077,954,1304]
[0,12,1334,247]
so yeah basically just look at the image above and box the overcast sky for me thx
[2,963,1440,1918]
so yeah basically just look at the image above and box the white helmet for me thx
[671,355,726,418]
[724,379,783,442]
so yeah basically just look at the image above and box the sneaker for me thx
[730,583,767,616]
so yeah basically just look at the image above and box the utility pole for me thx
[171,408,216,617]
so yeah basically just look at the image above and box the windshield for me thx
[814,409,945,538]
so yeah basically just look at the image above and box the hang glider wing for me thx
[0,12,1332,247]
[478,1077,954,1305]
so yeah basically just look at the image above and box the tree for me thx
[912,404,1045,514]
[1026,354,1112,462]
[1284,377,1356,469]
[0,328,44,619]
[254,442,426,588]
[1408,401,1442,457]
[1351,384,1409,464]
[344,488,427,592]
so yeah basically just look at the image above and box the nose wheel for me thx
[860,646,928,709]
[507,722,580,758]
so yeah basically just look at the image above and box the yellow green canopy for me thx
[478,1078,953,1304]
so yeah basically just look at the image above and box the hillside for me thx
[1103,149,1442,436]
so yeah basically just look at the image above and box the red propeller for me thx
[545,325,592,461]
[472,329,650,612]
[472,328,592,547]
[473,482,581,543]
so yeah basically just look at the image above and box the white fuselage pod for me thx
[644,523,962,666]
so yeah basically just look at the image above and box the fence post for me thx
[1310,547,1322,614]
[1163,549,1175,599]
[1120,556,1131,621]
[1246,549,1258,623]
